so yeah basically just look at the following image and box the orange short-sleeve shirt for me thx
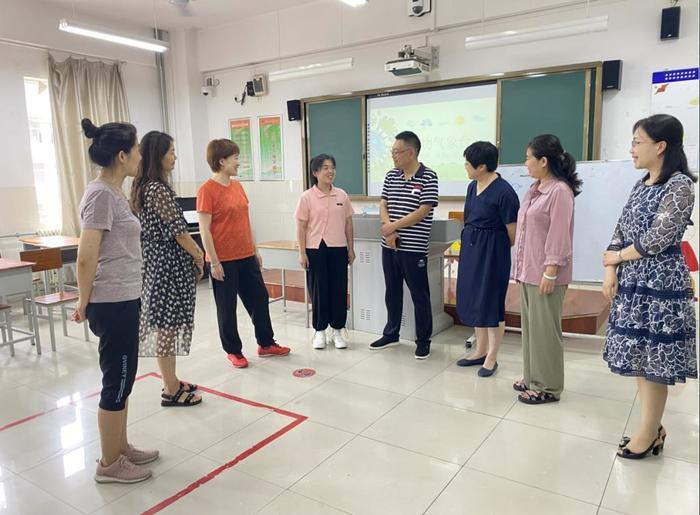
[196,179,255,262]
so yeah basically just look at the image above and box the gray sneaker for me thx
[124,444,160,465]
[94,455,152,484]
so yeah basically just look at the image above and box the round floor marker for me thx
[293,368,316,378]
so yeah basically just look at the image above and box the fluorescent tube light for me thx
[268,58,353,82]
[340,0,368,6]
[465,16,608,50]
[59,19,169,53]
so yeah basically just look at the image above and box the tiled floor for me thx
[0,285,697,514]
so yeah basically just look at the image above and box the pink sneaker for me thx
[94,455,152,484]
[124,444,160,465]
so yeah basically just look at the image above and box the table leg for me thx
[28,287,41,355]
[282,269,287,311]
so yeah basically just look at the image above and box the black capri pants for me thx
[86,299,140,411]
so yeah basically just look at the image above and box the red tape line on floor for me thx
[0,370,308,514]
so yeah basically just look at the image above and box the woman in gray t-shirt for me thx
[71,118,157,485]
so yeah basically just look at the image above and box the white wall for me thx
[187,0,699,243]
[0,0,163,242]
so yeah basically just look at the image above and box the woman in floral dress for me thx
[131,131,205,407]
[602,114,697,459]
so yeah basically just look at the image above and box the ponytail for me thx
[528,134,582,196]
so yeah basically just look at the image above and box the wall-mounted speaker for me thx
[602,60,623,90]
[660,6,680,40]
[287,99,302,121]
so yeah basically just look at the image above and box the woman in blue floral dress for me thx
[602,114,697,460]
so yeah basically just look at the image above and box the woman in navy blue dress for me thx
[602,114,696,459]
[456,142,519,377]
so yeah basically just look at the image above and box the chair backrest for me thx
[19,248,63,273]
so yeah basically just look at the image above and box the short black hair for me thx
[395,131,421,156]
[463,141,499,172]
[309,154,336,186]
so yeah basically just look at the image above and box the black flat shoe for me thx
[618,436,664,460]
[478,362,498,377]
[457,355,486,367]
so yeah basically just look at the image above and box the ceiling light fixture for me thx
[268,58,354,82]
[58,19,169,52]
[465,16,608,50]
[340,0,369,6]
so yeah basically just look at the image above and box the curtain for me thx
[48,55,130,236]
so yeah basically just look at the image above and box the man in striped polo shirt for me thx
[370,131,439,359]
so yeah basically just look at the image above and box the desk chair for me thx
[20,248,89,351]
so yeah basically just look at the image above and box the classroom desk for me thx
[19,235,80,293]
[19,235,80,250]
[257,240,311,328]
[0,259,42,354]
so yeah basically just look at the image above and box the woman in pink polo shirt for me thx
[512,134,582,405]
[296,154,355,349]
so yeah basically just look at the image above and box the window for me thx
[24,77,61,230]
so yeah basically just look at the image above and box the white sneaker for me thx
[331,328,348,349]
[312,331,326,349]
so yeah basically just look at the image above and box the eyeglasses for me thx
[391,148,411,157]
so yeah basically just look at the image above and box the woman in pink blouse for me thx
[512,134,582,405]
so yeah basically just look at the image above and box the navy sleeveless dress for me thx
[456,175,520,327]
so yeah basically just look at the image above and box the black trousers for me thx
[382,247,432,345]
[211,256,274,355]
[86,299,140,411]
[306,241,348,331]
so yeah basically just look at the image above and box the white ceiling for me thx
[39,0,322,30]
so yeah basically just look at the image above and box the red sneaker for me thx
[227,353,248,368]
[257,344,291,357]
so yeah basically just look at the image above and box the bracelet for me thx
[543,272,557,281]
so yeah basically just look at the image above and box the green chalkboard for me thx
[306,97,364,195]
[499,70,592,165]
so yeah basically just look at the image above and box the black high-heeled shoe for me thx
[619,425,666,449]
[618,436,665,460]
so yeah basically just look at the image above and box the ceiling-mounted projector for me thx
[385,44,437,76]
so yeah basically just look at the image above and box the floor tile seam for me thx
[408,392,516,420]
[422,414,509,514]
[6,433,102,476]
[190,411,284,459]
[18,465,106,514]
[461,463,605,507]
[232,468,354,515]
[328,375,414,396]
[412,393,513,422]
[285,431,364,500]
[351,432,464,467]
[498,416,636,446]
[276,404,401,437]
[598,388,639,513]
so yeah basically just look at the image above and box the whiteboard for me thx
[498,160,642,283]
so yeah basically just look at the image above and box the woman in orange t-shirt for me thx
[197,139,291,368]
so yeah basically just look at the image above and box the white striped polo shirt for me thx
[380,164,439,253]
